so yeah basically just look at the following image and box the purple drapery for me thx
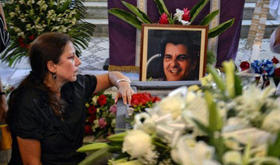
[108,0,245,68]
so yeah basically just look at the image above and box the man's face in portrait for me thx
[163,43,192,81]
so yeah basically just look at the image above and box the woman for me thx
[7,32,134,165]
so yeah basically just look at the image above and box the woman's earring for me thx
[51,72,57,80]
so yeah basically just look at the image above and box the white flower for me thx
[122,130,157,164]
[222,117,250,133]
[174,9,184,22]
[222,128,272,147]
[91,95,98,105]
[262,110,280,133]
[171,136,218,165]
[9,12,16,18]
[223,151,242,165]
[158,95,185,119]
[134,113,155,134]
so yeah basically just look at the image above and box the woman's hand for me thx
[95,71,134,104]
[115,81,134,105]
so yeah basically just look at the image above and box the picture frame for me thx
[140,24,208,81]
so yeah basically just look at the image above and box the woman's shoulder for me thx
[11,86,46,105]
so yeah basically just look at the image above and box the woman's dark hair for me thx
[7,32,72,123]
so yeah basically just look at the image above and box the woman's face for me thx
[55,42,81,82]
[163,43,191,81]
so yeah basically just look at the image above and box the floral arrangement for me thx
[1,0,95,65]
[128,92,160,114]
[240,57,280,86]
[84,92,116,139]
[78,61,280,165]
[109,0,234,39]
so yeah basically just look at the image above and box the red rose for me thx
[88,105,96,115]
[152,96,161,103]
[28,35,35,41]
[182,8,191,21]
[275,68,280,77]
[84,124,93,135]
[272,56,279,64]
[87,115,95,123]
[97,94,107,106]
[159,13,169,24]
[240,61,250,71]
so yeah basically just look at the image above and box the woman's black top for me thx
[8,75,97,165]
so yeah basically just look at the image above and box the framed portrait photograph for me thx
[140,24,208,81]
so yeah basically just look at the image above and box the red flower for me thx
[131,93,160,106]
[28,35,35,41]
[84,124,93,134]
[97,94,107,106]
[182,8,191,21]
[88,105,96,115]
[159,13,169,24]
[275,68,280,77]
[272,56,279,64]
[87,115,95,123]
[152,96,161,103]
[240,61,250,71]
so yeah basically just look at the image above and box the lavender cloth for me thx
[108,0,245,67]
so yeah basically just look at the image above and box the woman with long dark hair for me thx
[7,32,133,165]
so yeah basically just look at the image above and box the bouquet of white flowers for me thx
[1,0,95,65]
[78,61,280,165]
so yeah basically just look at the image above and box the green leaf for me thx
[78,148,110,165]
[234,74,243,97]
[121,1,152,24]
[223,61,235,98]
[153,0,173,24]
[206,50,216,66]
[207,65,225,92]
[154,0,170,15]
[205,91,223,131]
[109,8,142,30]
[192,118,211,134]
[208,19,235,38]
[268,132,280,157]
[77,143,109,153]
[107,132,127,142]
[200,10,219,25]
[190,0,209,23]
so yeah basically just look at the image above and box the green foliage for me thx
[1,0,95,66]
[77,143,109,153]
[208,19,235,38]
[267,132,280,157]
[121,1,152,24]
[190,0,209,23]
[108,8,142,30]
[207,65,226,93]
[200,10,219,25]
[206,51,217,66]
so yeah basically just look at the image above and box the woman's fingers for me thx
[115,84,134,105]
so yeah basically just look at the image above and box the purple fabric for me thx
[108,0,245,67]
[108,0,137,66]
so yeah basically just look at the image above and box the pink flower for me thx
[109,104,117,115]
[159,13,169,24]
[182,8,191,21]
[98,118,107,128]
